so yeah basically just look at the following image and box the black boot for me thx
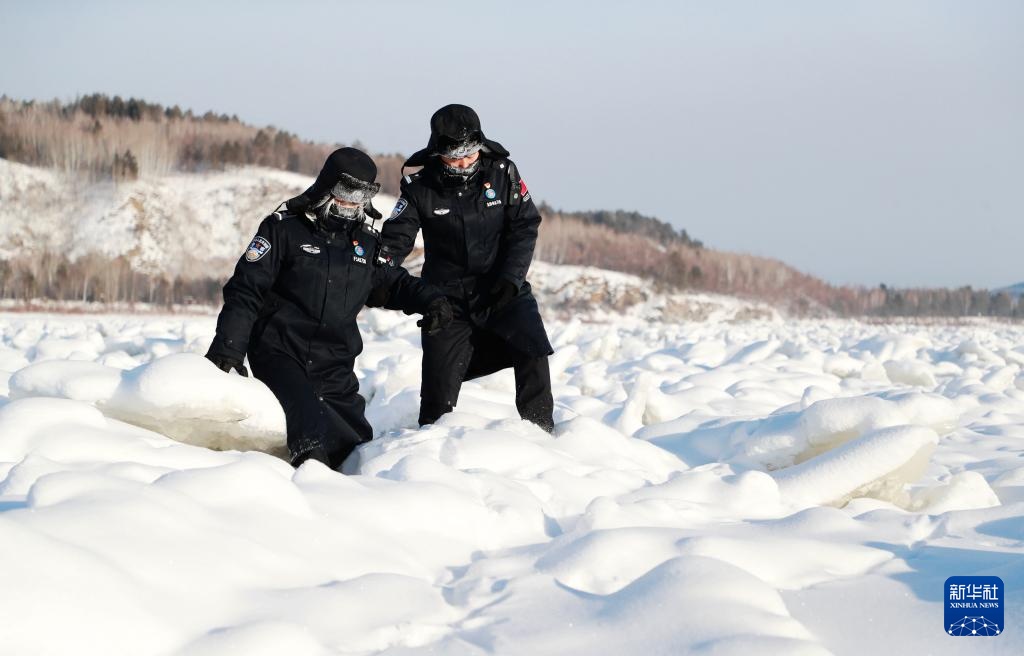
[514,355,554,433]
[289,443,331,468]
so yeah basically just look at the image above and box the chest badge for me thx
[352,241,367,264]
[433,208,450,215]
[299,244,321,255]
[485,188,497,200]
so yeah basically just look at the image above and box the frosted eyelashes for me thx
[435,137,483,160]
[329,172,381,205]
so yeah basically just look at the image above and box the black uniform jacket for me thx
[380,156,553,357]
[209,210,442,371]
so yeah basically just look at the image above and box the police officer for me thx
[206,147,453,469]
[381,104,554,431]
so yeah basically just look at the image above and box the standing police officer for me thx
[206,147,453,469]
[380,104,554,431]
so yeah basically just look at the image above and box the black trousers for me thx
[418,315,554,432]
[250,353,372,469]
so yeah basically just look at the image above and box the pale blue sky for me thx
[2,0,1022,288]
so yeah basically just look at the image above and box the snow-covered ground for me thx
[1,310,1022,655]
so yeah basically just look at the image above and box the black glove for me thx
[205,352,248,377]
[488,279,519,311]
[417,297,453,336]
[365,284,391,308]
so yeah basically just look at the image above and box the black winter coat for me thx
[209,211,441,372]
[381,156,553,357]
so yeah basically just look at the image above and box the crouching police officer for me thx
[380,104,554,431]
[206,147,453,469]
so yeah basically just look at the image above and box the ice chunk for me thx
[771,425,939,508]
[9,353,285,455]
[911,471,1000,514]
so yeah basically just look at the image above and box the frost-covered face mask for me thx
[435,134,483,181]
[440,158,481,180]
[314,196,365,224]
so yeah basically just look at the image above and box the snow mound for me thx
[1,313,1023,654]
[10,353,286,454]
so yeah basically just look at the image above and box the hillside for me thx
[1,157,1021,319]
[0,95,406,196]
[0,158,775,322]
[0,94,1020,318]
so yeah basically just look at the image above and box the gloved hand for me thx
[205,352,249,377]
[417,297,454,336]
[365,284,391,308]
[488,279,519,311]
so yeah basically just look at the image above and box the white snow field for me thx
[1,310,1023,655]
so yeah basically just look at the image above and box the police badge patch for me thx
[390,198,408,219]
[245,236,271,262]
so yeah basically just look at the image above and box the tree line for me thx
[1,210,1019,319]
[535,211,1023,319]
[538,204,703,248]
[0,94,405,195]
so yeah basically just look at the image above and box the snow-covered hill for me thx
[1,313,1022,654]
[0,159,774,322]
[0,158,315,276]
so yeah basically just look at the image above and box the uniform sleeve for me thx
[499,163,542,288]
[370,263,443,315]
[379,179,421,266]
[208,216,283,360]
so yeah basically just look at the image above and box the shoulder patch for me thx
[245,236,271,262]
[390,198,409,219]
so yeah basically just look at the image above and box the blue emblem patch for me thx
[390,198,408,219]
[354,244,365,257]
[945,576,1003,637]
[485,188,497,200]
[244,236,271,262]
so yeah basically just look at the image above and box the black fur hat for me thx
[404,104,509,168]
[286,147,383,220]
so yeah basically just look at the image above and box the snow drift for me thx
[0,308,1021,655]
